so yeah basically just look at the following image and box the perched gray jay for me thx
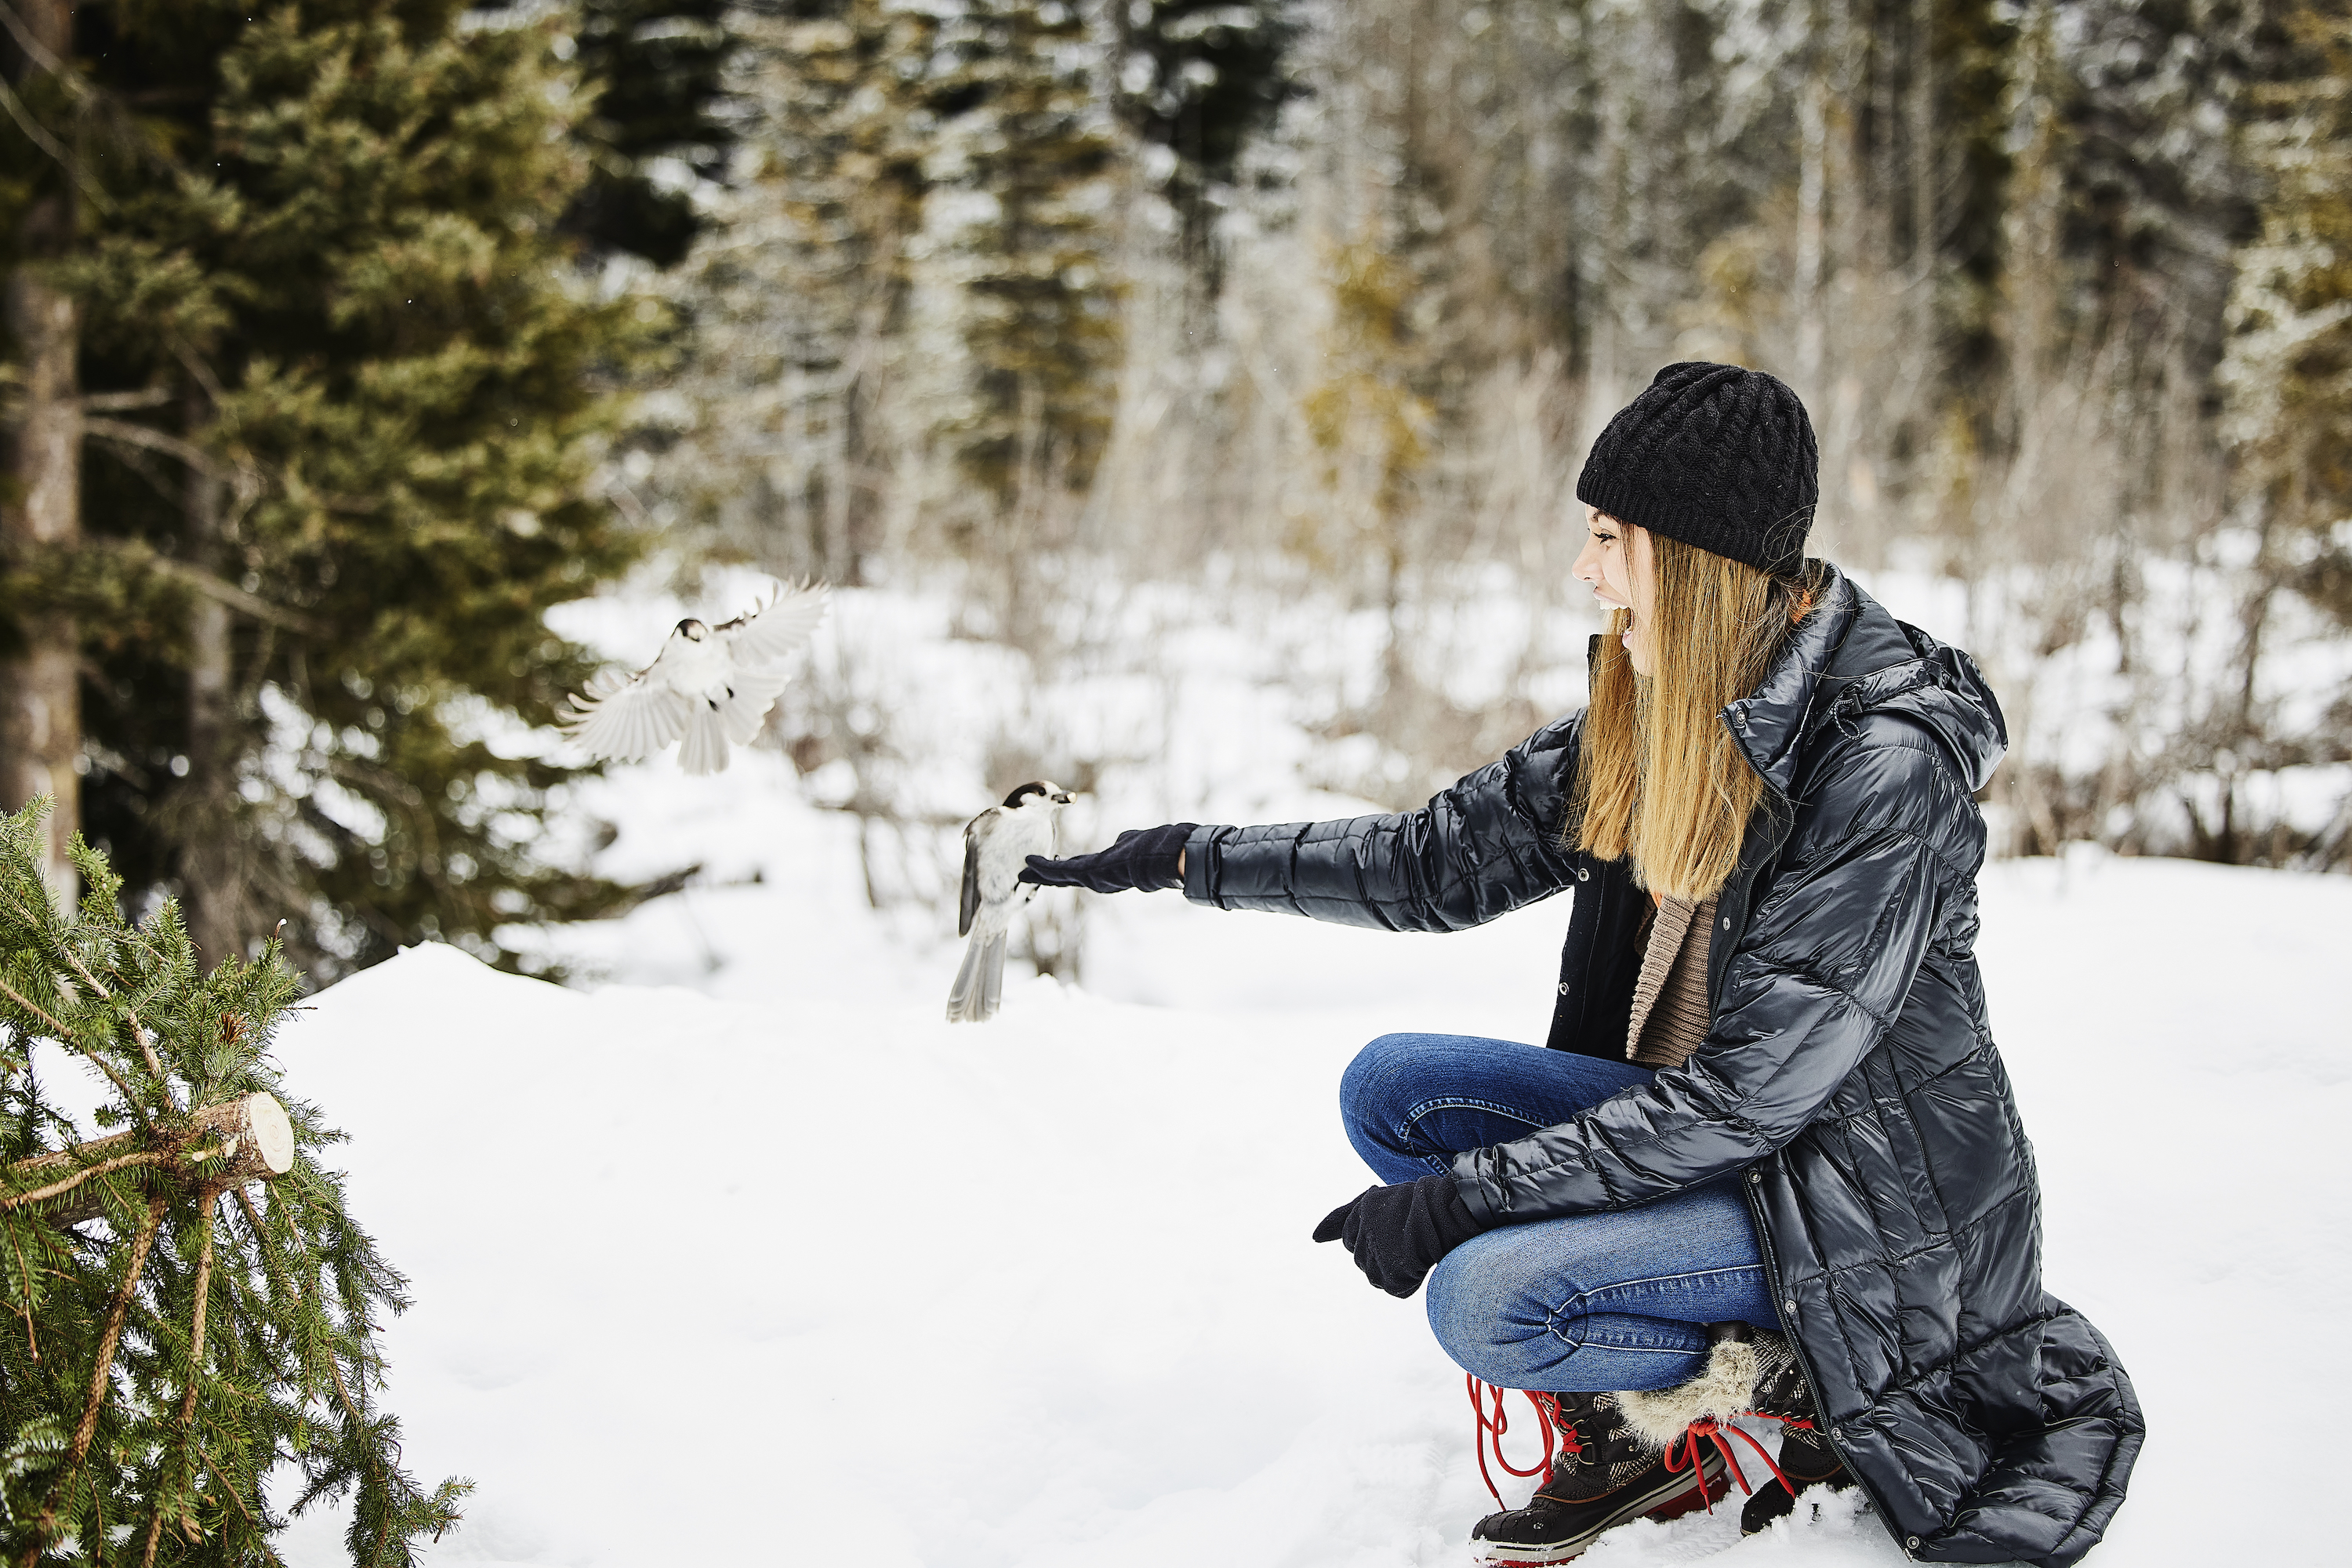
[947,782,1074,1023]
[563,581,829,775]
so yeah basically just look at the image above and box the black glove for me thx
[1020,823,1199,893]
[1312,1173,1491,1298]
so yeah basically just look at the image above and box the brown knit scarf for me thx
[1625,891,1717,1068]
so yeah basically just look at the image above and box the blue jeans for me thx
[1339,1033,1777,1393]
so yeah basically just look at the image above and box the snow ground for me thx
[263,742,2350,1567]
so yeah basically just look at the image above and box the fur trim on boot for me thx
[1615,1326,1795,1448]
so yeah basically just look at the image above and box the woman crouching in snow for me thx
[1022,364,2141,1565]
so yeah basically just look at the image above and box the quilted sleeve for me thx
[1180,714,1582,933]
[1451,730,1971,1221]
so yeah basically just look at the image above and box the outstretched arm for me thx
[1181,713,1584,933]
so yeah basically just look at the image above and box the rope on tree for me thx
[0,800,468,1565]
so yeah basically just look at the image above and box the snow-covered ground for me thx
[266,738,2350,1566]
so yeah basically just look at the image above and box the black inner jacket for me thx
[1180,565,2141,1566]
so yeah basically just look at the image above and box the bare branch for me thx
[143,556,330,637]
[0,78,70,171]
[0,13,111,212]
[79,387,173,413]
[83,415,240,478]
[0,2,67,74]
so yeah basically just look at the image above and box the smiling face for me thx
[1571,506,1658,675]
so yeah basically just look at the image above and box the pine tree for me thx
[0,799,465,1564]
[657,0,941,584]
[2206,0,2352,861]
[662,0,1133,575]
[1110,1,1298,274]
[926,0,1128,519]
[0,2,661,978]
[560,0,739,267]
[2221,0,2352,551]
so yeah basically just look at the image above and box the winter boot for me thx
[1736,1333,1856,1534]
[1467,1391,1728,1565]
[1616,1323,1861,1536]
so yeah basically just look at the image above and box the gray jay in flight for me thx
[563,580,829,775]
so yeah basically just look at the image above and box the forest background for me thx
[4,0,2350,985]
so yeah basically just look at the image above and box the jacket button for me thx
[1557,982,1570,996]
[1721,916,1731,930]
[1783,1299,1798,1314]
[1748,1171,1761,1183]
[1906,1537,1921,1551]
[1575,867,1589,882]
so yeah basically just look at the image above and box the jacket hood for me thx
[1723,563,2009,796]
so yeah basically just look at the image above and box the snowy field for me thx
[265,743,2350,1567]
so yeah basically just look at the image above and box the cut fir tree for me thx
[0,800,465,1566]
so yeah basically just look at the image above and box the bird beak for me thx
[1051,791,1074,804]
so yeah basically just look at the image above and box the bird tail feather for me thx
[945,931,1007,1023]
[679,702,730,775]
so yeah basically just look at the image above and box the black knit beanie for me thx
[1575,362,1818,577]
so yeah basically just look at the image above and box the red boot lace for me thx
[1661,1413,1816,1514]
[1466,1375,1577,1511]
[1469,1377,1826,1519]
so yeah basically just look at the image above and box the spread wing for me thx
[719,666,794,745]
[959,813,985,938]
[564,666,689,762]
[716,580,829,667]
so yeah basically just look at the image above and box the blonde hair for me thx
[1570,532,1820,902]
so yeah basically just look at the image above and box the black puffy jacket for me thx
[1181,568,2140,1566]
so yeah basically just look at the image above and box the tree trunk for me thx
[177,390,245,962]
[1794,74,1828,388]
[10,1092,297,1227]
[0,0,82,909]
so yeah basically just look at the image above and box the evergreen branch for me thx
[23,1194,167,1565]
[234,1187,293,1298]
[81,539,333,639]
[176,1192,220,1432]
[327,1339,366,1422]
[132,1026,171,1102]
[10,1097,295,1229]
[0,964,151,1125]
[5,1221,34,1362]
[201,1454,259,1533]
[45,932,176,1105]
[0,974,69,1040]
[140,1187,223,1568]
[0,1146,168,1211]
[85,405,377,522]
